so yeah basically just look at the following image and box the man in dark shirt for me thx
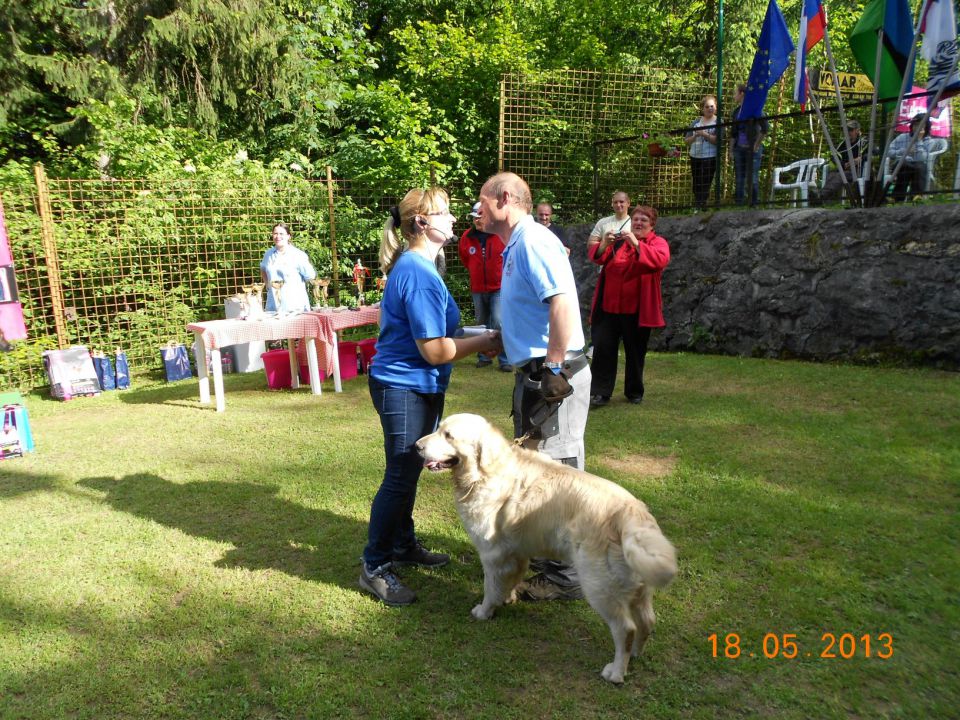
[535,202,570,256]
[819,120,865,204]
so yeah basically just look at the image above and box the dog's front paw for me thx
[601,662,625,684]
[471,603,495,620]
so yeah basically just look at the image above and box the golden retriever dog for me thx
[416,413,677,684]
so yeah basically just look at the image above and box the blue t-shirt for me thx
[370,251,460,393]
[500,215,585,366]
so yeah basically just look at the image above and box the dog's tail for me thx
[621,520,677,589]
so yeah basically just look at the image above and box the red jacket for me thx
[588,232,670,327]
[458,228,505,293]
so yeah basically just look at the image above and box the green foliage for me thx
[325,80,469,194]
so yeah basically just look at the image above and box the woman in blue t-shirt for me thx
[360,187,502,607]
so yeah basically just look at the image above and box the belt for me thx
[519,350,589,377]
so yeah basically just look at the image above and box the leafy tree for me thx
[0,0,371,165]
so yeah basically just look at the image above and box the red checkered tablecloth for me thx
[188,314,324,351]
[305,307,381,376]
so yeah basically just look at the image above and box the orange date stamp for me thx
[708,632,894,659]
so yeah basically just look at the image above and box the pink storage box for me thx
[358,338,377,373]
[337,341,359,381]
[261,349,323,389]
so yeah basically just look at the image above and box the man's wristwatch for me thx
[544,360,563,375]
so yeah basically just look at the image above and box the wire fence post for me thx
[498,78,506,172]
[326,166,340,303]
[33,163,68,350]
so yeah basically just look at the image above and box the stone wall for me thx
[565,204,960,369]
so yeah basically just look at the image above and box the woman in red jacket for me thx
[587,204,670,407]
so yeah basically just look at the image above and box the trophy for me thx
[270,279,285,314]
[245,283,265,319]
[309,278,331,308]
[231,291,249,320]
[353,259,370,305]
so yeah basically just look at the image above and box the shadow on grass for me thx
[79,473,369,590]
[114,379,209,405]
[0,466,60,499]
[115,373,324,408]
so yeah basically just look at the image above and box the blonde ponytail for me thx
[378,187,450,275]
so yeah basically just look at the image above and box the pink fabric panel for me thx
[0,305,27,340]
[0,199,11,264]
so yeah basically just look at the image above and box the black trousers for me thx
[690,156,717,209]
[589,311,651,400]
[892,163,925,202]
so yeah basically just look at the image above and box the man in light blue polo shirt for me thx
[478,172,592,602]
[477,172,591,470]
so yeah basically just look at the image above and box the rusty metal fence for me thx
[0,167,475,390]
[500,68,960,217]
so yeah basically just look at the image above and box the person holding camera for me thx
[586,204,670,408]
[588,191,632,246]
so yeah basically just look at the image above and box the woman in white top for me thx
[259,223,317,313]
[685,95,719,211]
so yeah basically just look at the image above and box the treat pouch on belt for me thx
[513,352,589,441]
[513,367,561,441]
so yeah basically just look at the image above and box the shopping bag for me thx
[92,353,116,391]
[114,350,130,389]
[161,343,192,382]
[41,346,101,400]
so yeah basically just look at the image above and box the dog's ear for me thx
[475,422,506,476]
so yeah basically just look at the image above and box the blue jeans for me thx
[471,291,509,366]
[363,376,445,569]
[734,145,764,206]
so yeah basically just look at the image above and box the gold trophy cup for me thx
[270,279,285,314]
[309,278,331,308]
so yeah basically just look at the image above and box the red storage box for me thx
[337,341,359,381]
[261,349,319,389]
[358,338,377,373]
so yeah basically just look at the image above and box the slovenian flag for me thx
[921,0,960,103]
[793,0,827,109]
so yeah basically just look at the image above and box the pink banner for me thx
[896,85,953,137]
[0,197,27,341]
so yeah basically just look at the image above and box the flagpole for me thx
[863,27,886,204]
[716,0,725,207]
[806,82,851,194]
[877,0,932,187]
[820,22,861,195]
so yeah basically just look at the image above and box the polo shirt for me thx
[500,215,584,366]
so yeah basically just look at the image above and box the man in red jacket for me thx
[458,202,511,370]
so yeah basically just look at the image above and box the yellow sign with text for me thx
[812,68,874,98]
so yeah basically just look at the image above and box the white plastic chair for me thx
[771,158,826,207]
[883,137,949,191]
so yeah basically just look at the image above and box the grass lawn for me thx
[1,353,957,719]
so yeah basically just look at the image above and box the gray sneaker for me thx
[359,563,416,606]
[392,541,450,568]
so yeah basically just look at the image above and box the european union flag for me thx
[741,0,796,119]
